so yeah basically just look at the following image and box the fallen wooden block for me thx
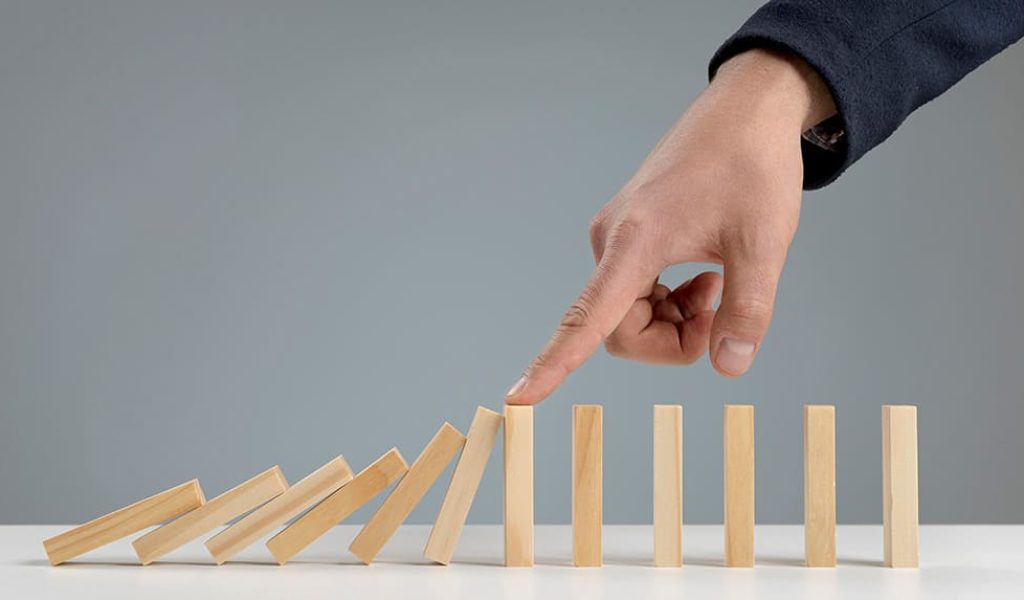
[131,467,287,565]
[504,405,534,567]
[43,479,204,566]
[573,404,603,567]
[804,405,836,567]
[653,404,683,567]
[205,457,353,564]
[724,404,755,567]
[883,405,919,568]
[424,407,503,565]
[349,423,466,564]
[266,449,408,565]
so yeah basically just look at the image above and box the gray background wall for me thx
[1,1,1021,525]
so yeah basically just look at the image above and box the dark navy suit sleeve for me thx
[709,1,1024,189]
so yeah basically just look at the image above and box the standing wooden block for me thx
[424,407,504,565]
[883,405,919,568]
[349,423,466,564]
[804,405,836,567]
[43,479,204,565]
[724,404,755,567]
[572,404,603,567]
[205,456,353,564]
[653,404,683,567]
[266,449,408,565]
[131,467,287,565]
[504,405,534,567]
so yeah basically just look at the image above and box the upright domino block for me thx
[266,449,408,565]
[504,405,534,567]
[804,405,836,567]
[882,405,919,568]
[349,423,466,564]
[43,479,204,565]
[653,404,683,567]
[724,405,755,567]
[205,456,354,564]
[132,467,287,565]
[425,407,504,565]
[572,404,603,567]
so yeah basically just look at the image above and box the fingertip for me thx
[504,375,545,405]
[711,337,757,377]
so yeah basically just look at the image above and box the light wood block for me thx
[43,479,204,565]
[504,404,534,567]
[424,407,503,565]
[349,423,466,564]
[205,457,353,564]
[572,404,602,567]
[266,449,408,565]
[653,404,683,567]
[724,404,755,567]
[883,405,919,568]
[131,467,287,565]
[804,405,836,567]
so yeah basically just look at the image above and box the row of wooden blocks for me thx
[42,404,920,568]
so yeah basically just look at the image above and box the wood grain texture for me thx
[131,467,287,565]
[724,405,755,567]
[349,423,466,564]
[804,405,836,567]
[424,407,503,565]
[205,457,353,564]
[883,405,919,568]
[653,404,683,567]
[504,405,534,567]
[266,449,408,565]
[43,479,204,565]
[572,404,602,567]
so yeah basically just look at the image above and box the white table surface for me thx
[5,525,1022,599]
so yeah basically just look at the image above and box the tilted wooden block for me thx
[349,423,466,564]
[424,407,503,565]
[43,479,204,566]
[883,405,919,568]
[131,466,287,565]
[266,449,408,565]
[804,405,836,567]
[724,405,755,567]
[653,404,683,567]
[573,404,603,567]
[205,457,353,564]
[504,404,534,567]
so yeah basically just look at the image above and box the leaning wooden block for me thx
[653,404,683,567]
[205,457,353,564]
[724,404,755,567]
[349,423,466,564]
[883,405,919,568]
[43,479,204,565]
[804,405,836,567]
[267,449,408,565]
[131,467,287,565]
[504,404,534,567]
[573,404,603,567]
[424,407,503,565]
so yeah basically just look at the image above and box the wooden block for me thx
[653,404,683,567]
[349,423,466,564]
[804,405,836,567]
[131,467,287,565]
[572,404,602,567]
[724,404,754,567]
[424,407,503,565]
[504,404,534,567]
[883,405,919,568]
[43,479,204,565]
[205,457,353,564]
[266,449,408,565]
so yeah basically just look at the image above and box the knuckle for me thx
[727,297,774,327]
[560,301,593,330]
